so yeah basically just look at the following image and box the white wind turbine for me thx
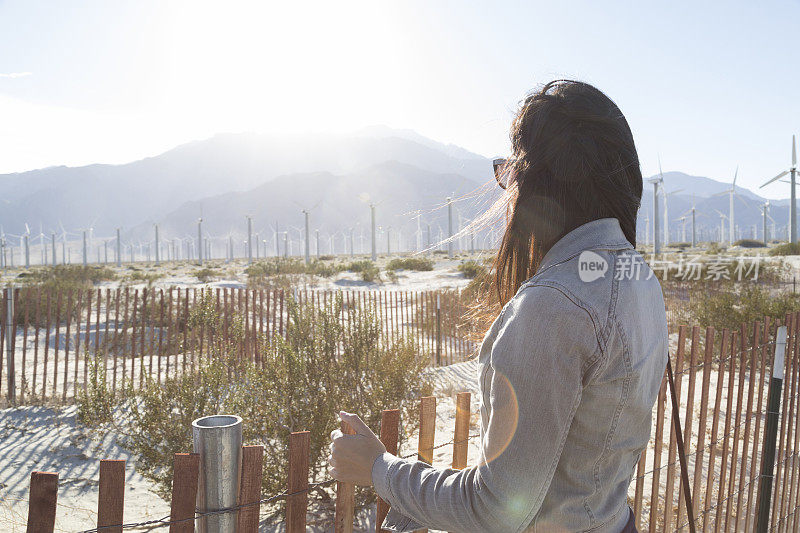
[676,215,688,243]
[647,168,663,254]
[713,209,729,243]
[677,194,705,248]
[712,166,745,244]
[662,187,684,246]
[760,135,798,242]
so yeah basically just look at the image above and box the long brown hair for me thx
[492,80,642,305]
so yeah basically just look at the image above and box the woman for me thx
[329,80,668,533]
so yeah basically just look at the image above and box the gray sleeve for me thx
[371,284,601,533]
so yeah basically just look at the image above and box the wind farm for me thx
[3,2,800,531]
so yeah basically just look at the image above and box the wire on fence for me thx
[72,432,483,533]
[675,473,759,531]
[633,407,764,482]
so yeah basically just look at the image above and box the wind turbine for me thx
[676,215,688,243]
[713,209,728,243]
[23,223,31,267]
[647,167,663,254]
[0,226,6,270]
[762,201,771,245]
[678,195,704,248]
[661,187,684,247]
[760,135,798,242]
[370,204,377,261]
[713,166,743,244]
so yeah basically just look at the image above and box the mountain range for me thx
[0,128,793,251]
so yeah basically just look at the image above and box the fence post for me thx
[27,471,58,533]
[6,285,14,403]
[376,409,401,533]
[97,460,126,533]
[418,396,437,466]
[169,453,200,533]
[453,392,470,470]
[435,294,441,366]
[335,422,356,533]
[238,445,264,533]
[287,431,310,533]
[756,325,788,533]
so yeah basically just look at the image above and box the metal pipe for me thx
[756,326,787,532]
[192,414,243,533]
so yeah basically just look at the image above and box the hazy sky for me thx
[1,0,799,198]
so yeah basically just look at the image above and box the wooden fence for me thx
[0,287,479,405]
[22,392,476,533]
[15,312,800,532]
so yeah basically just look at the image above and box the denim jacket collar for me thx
[537,218,633,274]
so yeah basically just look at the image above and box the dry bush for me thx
[770,242,800,256]
[387,257,434,271]
[12,265,116,326]
[683,281,800,334]
[102,293,431,518]
[347,260,381,282]
[456,260,486,279]
[194,266,219,282]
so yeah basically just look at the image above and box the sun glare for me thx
[154,1,411,136]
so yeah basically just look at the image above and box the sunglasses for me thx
[493,157,513,189]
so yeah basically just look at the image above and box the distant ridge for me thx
[0,127,792,243]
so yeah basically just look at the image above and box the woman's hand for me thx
[328,411,387,486]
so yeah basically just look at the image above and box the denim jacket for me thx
[372,218,668,532]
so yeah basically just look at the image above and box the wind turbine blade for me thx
[761,170,790,188]
[733,166,738,186]
[658,154,663,180]
[793,134,797,167]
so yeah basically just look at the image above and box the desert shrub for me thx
[734,239,765,248]
[457,260,486,279]
[246,258,308,278]
[307,260,344,278]
[122,294,432,513]
[770,242,800,256]
[651,257,786,283]
[125,271,164,287]
[672,242,691,250]
[246,258,342,288]
[346,260,373,273]
[385,269,399,283]
[360,264,381,282]
[685,282,800,333]
[10,265,112,325]
[77,355,115,426]
[386,257,434,271]
[706,242,723,255]
[247,259,308,291]
[347,260,380,282]
[194,267,219,283]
